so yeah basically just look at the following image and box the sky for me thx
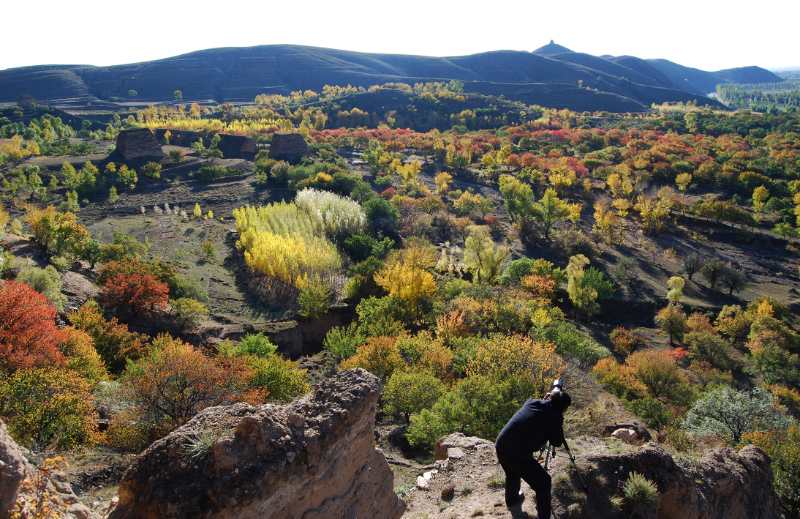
[2,0,798,71]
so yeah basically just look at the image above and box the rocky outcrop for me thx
[108,369,404,519]
[0,421,95,519]
[269,133,308,164]
[571,443,780,519]
[112,129,165,164]
[405,434,780,519]
[217,134,257,160]
[0,422,26,516]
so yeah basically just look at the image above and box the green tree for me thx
[382,369,445,422]
[463,226,509,283]
[655,304,687,346]
[746,425,800,519]
[499,174,533,223]
[532,188,580,240]
[684,386,788,444]
[566,254,600,316]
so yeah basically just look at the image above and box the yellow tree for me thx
[675,173,692,192]
[434,172,453,194]
[752,186,769,221]
[532,188,582,240]
[592,200,621,245]
[463,226,509,283]
[612,198,631,217]
[374,243,437,311]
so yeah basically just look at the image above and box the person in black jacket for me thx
[495,390,571,518]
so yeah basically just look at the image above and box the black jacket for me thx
[495,398,564,457]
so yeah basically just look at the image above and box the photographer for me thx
[495,381,572,518]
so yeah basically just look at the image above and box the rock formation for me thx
[108,369,405,519]
[269,133,308,164]
[0,421,95,519]
[406,433,780,519]
[112,129,165,164]
[0,422,26,516]
[217,134,257,160]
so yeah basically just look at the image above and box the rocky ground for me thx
[401,433,779,519]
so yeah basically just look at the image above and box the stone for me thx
[441,483,456,501]
[0,420,96,518]
[416,476,430,490]
[112,128,165,164]
[108,369,404,519]
[435,432,490,460]
[447,447,466,460]
[217,134,257,160]
[610,428,640,445]
[0,421,26,515]
[269,133,308,164]
[602,421,651,443]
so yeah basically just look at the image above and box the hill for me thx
[532,40,574,56]
[646,59,782,94]
[0,43,774,112]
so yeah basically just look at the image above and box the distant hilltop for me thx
[0,43,782,112]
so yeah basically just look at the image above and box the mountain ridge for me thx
[0,43,782,112]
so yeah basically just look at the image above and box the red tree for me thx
[0,281,66,371]
[100,273,169,319]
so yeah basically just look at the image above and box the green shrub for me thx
[625,397,672,430]
[297,279,332,319]
[237,333,279,358]
[323,323,364,361]
[622,472,659,511]
[684,386,789,444]
[246,355,309,402]
[499,257,535,285]
[406,374,531,449]
[0,368,97,450]
[685,331,733,370]
[196,164,238,183]
[355,296,406,337]
[534,320,611,367]
[17,265,66,311]
[171,297,208,329]
[364,197,399,236]
[342,233,394,262]
[382,369,445,421]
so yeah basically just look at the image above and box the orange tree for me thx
[121,335,250,439]
[68,301,148,373]
[100,272,169,320]
[0,280,66,373]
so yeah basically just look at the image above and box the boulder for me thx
[108,369,405,519]
[0,420,95,519]
[269,133,308,164]
[217,134,257,160]
[563,443,780,519]
[435,432,492,460]
[0,421,26,515]
[61,270,99,311]
[113,129,165,164]
[603,421,652,443]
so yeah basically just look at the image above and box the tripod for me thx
[537,436,590,491]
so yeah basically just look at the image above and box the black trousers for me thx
[497,448,552,519]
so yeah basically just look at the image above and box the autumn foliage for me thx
[0,281,65,372]
[100,272,169,319]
